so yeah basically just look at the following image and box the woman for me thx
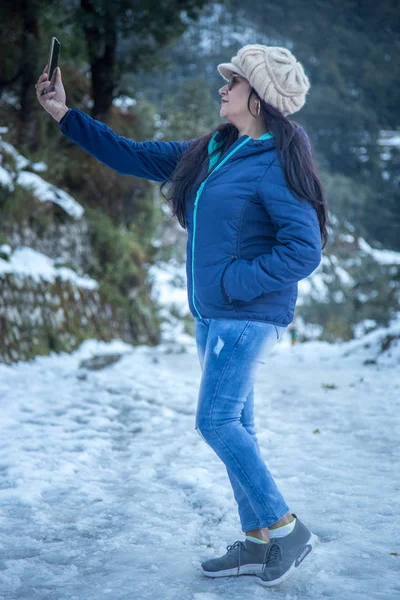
[36,44,329,587]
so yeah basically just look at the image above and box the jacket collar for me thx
[207,130,275,171]
[208,130,274,152]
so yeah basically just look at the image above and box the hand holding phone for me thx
[35,63,68,122]
[43,37,60,95]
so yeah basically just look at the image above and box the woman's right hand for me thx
[35,64,69,122]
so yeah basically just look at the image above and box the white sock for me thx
[269,517,296,538]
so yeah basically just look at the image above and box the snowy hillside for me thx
[0,245,98,289]
[0,129,95,288]
[148,217,400,344]
[0,129,84,219]
[299,219,400,310]
[296,213,400,341]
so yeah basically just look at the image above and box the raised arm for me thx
[58,108,191,181]
[35,66,191,182]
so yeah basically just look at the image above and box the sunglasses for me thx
[227,73,245,91]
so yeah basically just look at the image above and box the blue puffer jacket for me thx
[59,108,322,326]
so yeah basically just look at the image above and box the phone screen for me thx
[46,37,61,92]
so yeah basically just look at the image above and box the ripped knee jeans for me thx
[194,317,290,532]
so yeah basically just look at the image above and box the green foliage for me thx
[86,207,144,292]
[349,257,399,325]
[0,234,9,247]
[298,304,355,343]
[298,242,400,342]
[181,312,196,338]
[84,206,164,339]
[321,171,374,240]
[0,273,134,364]
[0,183,54,235]
[137,1,400,251]
[160,78,220,140]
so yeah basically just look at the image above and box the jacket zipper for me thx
[191,136,253,319]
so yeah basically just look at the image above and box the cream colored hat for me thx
[217,44,310,116]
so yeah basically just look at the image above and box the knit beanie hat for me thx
[217,44,310,116]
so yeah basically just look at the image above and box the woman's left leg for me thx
[224,386,267,532]
[195,318,290,530]
[195,318,262,531]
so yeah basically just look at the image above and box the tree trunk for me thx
[17,0,40,151]
[81,0,117,123]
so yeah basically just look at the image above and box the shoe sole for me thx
[257,533,320,587]
[200,563,264,577]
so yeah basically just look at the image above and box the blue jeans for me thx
[195,317,290,533]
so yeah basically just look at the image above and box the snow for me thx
[112,95,137,110]
[16,170,85,219]
[0,140,32,171]
[0,244,12,257]
[298,234,400,309]
[0,139,84,219]
[377,132,400,147]
[339,233,355,243]
[298,252,358,307]
[353,319,378,338]
[0,246,98,290]
[298,271,329,303]
[30,161,48,173]
[0,164,13,188]
[358,237,400,265]
[148,258,190,317]
[0,323,399,599]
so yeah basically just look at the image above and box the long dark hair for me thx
[160,88,330,250]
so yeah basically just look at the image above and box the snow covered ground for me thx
[0,325,399,600]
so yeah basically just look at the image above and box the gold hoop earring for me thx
[254,100,260,118]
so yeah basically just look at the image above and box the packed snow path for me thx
[0,330,399,600]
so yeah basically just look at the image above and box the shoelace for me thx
[226,540,246,576]
[263,542,282,569]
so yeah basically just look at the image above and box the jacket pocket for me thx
[221,256,238,304]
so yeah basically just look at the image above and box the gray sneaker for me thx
[200,538,269,577]
[256,513,319,587]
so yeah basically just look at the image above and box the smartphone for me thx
[43,37,61,94]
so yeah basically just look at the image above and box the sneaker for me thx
[256,513,319,587]
[200,537,269,577]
